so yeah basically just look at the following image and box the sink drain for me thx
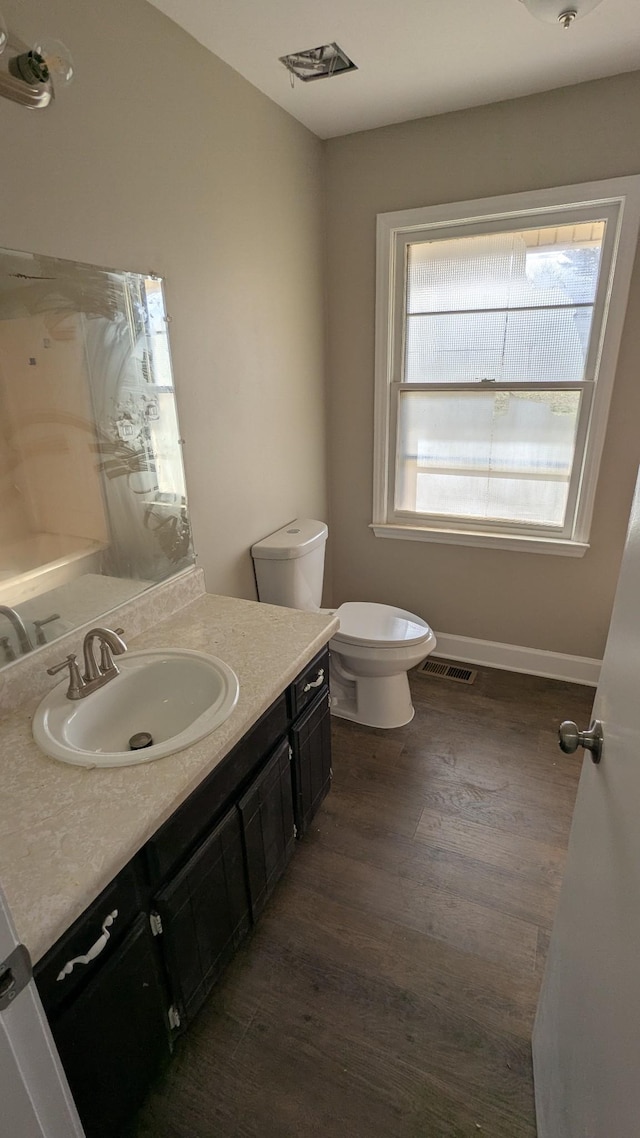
[129,732,153,751]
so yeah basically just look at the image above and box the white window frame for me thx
[372,177,640,556]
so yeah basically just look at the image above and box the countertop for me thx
[0,593,338,963]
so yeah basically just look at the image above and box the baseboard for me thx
[431,631,601,687]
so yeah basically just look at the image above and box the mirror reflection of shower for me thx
[0,248,194,663]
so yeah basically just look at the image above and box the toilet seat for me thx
[333,602,432,650]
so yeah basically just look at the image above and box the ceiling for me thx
[147,0,640,138]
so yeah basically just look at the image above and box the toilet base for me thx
[330,701,416,729]
[329,669,416,730]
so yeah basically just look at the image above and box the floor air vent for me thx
[416,658,477,685]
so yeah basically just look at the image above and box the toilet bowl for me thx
[251,519,436,729]
[329,602,436,729]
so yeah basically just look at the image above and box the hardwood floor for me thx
[131,666,593,1138]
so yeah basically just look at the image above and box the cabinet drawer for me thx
[146,692,288,887]
[35,860,141,1016]
[289,647,330,719]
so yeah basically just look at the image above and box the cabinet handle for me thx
[303,668,325,693]
[56,910,119,981]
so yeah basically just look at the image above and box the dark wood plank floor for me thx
[132,665,593,1138]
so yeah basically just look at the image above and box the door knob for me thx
[558,719,603,764]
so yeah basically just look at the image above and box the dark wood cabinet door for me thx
[49,913,171,1138]
[238,739,295,921]
[153,804,250,1026]
[145,693,288,889]
[290,688,332,837]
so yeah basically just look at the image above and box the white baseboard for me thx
[431,631,601,687]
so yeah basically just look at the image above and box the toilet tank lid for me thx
[251,519,328,560]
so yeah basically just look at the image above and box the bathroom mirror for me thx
[0,246,195,666]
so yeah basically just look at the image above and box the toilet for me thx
[251,519,436,729]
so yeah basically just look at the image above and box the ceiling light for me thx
[0,7,73,108]
[519,0,606,28]
[9,39,73,88]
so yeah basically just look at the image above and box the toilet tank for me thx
[251,519,328,611]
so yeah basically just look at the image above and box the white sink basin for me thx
[33,649,240,768]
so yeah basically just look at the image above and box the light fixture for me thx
[0,7,73,108]
[518,0,606,29]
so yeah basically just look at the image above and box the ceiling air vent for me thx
[416,658,478,685]
[279,43,357,83]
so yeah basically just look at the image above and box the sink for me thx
[33,649,240,768]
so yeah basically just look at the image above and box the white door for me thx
[0,886,85,1138]
[533,471,640,1137]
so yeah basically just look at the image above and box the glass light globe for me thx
[33,39,74,87]
[0,9,8,56]
[8,37,74,88]
[520,0,605,25]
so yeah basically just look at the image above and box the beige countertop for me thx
[0,593,338,963]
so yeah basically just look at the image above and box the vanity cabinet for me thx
[34,646,331,1138]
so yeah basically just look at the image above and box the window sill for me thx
[370,523,589,557]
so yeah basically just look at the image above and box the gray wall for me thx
[0,0,328,600]
[325,72,640,659]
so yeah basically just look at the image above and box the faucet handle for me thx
[47,653,76,676]
[33,613,61,646]
[0,636,16,663]
[99,641,116,675]
[47,653,85,700]
[99,628,127,675]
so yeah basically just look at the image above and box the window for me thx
[373,179,640,555]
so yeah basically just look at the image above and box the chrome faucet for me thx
[82,626,127,685]
[47,627,128,700]
[0,605,33,654]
